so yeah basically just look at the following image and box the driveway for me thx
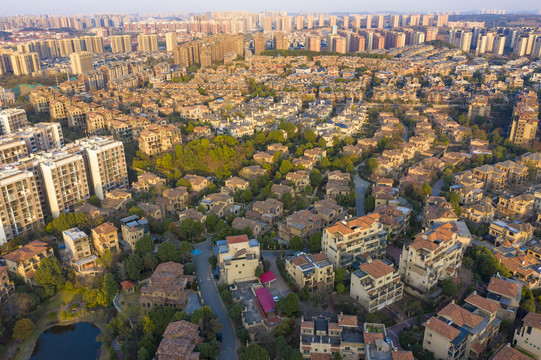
[261,250,291,297]
[194,239,238,360]
[386,313,433,349]
[431,178,444,197]
[353,170,371,216]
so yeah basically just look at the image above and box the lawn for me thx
[119,290,141,311]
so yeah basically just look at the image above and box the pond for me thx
[30,322,102,360]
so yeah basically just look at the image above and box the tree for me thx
[310,169,323,187]
[129,206,145,218]
[336,283,346,293]
[464,246,511,282]
[135,235,153,255]
[364,195,375,213]
[35,257,66,297]
[12,319,34,340]
[179,218,204,243]
[307,233,322,252]
[441,279,459,297]
[255,266,263,278]
[142,315,154,334]
[157,242,179,263]
[335,268,347,284]
[205,214,219,232]
[367,158,378,174]
[304,129,317,143]
[227,303,243,324]
[279,160,293,175]
[126,254,144,280]
[143,252,158,271]
[83,288,107,308]
[102,273,120,304]
[241,343,269,360]
[277,293,299,317]
[197,340,220,359]
[289,236,303,251]
[88,195,101,207]
[421,182,432,197]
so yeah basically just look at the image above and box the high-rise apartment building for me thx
[306,15,314,29]
[70,51,93,75]
[376,15,384,29]
[253,33,265,55]
[509,92,539,146]
[8,52,40,75]
[263,17,272,33]
[296,16,304,30]
[110,35,132,53]
[14,122,64,154]
[137,34,158,52]
[0,168,44,244]
[319,15,325,27]
[0,109,29,135]
[494,35,506,55]
[72,137,128,200]
[390,15,399,28]
[365,15,372,29]
[308,35,321,52]
[80,36,104,53]
[165,32,177,52]
[274,32,289,50]
[38,151,90,218]
[329,15,337,27]
[436,14,449,27]
[0,138,28,165]
[322,214,387,268]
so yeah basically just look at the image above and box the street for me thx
[353,169,371,216]
[194,239,238,360]
[261,250,291,297]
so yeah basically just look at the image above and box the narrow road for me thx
[194,239,238,360]
[431,178,444,197]
[402,124,409,142]
[353,169,371,216]
[261,251,291,297]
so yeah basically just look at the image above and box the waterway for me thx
[30,322,101,360]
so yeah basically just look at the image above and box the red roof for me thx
[255,287,276,314]
[226,234,249,244]
[121,280,136,290]
[260,271,276,284]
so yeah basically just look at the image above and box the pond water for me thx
[30,322,102,360]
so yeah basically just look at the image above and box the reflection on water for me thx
[31,322,101,360]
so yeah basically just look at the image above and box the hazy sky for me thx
[4,0,540,16]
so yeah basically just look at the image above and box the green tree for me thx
[289,236,304,251]
[336,283,346,293]
[335,268,347,284]
[364,195,375,213]
[421,182,432,197]
[157,242,179,263]
[179,218,204,243]
[88,195,101,207]
[307,233,322,252]
[279,160,293,175]
[227,303,243,324]
[304,129,317,143]
[126,254,144,280]
[441,278,459,297]
[179,241,193,260]
[276,293,299,317]
[12,319,35,340]
[255,266,263,278]
[135,235,153,255]
[367,158,378,174]
[310,169,323,187]
[35,257,66,297]
[205,214,219,232]
[143,252,158,270]
[102,273,120,303]
[241,343,269,360]
[129,206,145,218]
[83,288,108,308]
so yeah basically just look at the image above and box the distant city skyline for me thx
[2,0,540,17]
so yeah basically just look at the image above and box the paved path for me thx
[386,313,433,349]
[353,170,371,216]
[431,178,444,197]
[194,239,238,360]
[261,251,291,297]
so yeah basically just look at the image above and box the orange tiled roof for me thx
[522,312,541,329]
[424,317,460,341]
[465,294,500,314]
[488,277,520,299]
[438,303,483,328]
[359,260,395,279]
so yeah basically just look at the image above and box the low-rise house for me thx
[0,266,14,302]
[491,344,532,360]
[62,228,99,274]
[224,177,249,193]
[91,222,119,254]
[178,208,207,224]
[156,320,201,360]
[513,312,541,359]
[313,198,345,226]
[497,194,535,218]
[156,186,189,215]
[139,262,189,310]
[453,184,484,205]
[249,198,283,224]
[422,196,458,227]
[279,210,323,242]
[285,252,334,292]
[139,202,163,221]
[182,174,209,193]
[253,151,275,165]
[231,217,262,237]
[271,183,294,198]
[132,172,166,192]
[239,165,266,180]
[322,213,387,268]
[350,258,403,312]
[463,202,496,223]
[487,276,522,321]
[489,220,534,245]
[214,235,260,284]
[120,215,149,251]
[102,189,132,211]
[286,170,310,191]
[496,160,529,186]
[372,186,399,208]
[3,241,54,284]
[374,205,411,238]
[520,152,541,180]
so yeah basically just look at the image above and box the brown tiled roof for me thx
[488,277,520,298]
[522,312,541,329]
[465,294,500,314]
[424,317,460,341]
[3,240,50,262]
[363,332,384,345]
[492,345,532,360]
[93,222,118,235]
[438,303,483,328]
[338,314,358,327]
[359,260,395,279]
[226,234,249,244]
[392,351,414,360]
[312,253,329,263]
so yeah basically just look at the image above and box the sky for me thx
[3,0,540,16]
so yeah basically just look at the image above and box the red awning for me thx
[259,271,276,284]
[255,287,276,314]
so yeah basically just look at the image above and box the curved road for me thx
[194,239,238,360]
[431,178,444,197]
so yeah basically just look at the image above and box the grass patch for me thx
[118,291,140,311]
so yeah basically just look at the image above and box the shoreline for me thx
[17,313,107,360]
